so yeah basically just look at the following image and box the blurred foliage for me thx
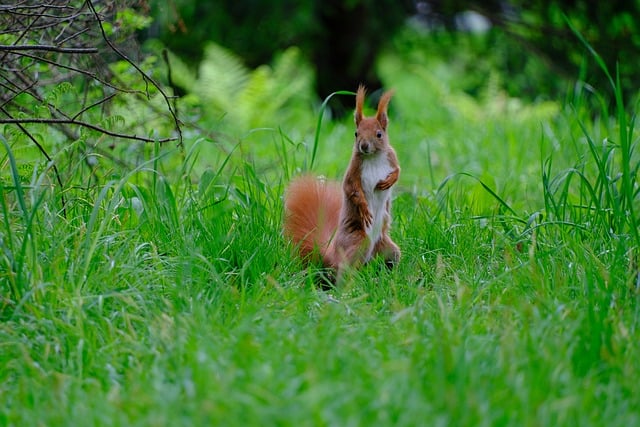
[148,0,413,112]
[391,26,566,102]
[429,0,640,106]
[147,0,639,110]
[160,42,316,133]
[375,27,562,197]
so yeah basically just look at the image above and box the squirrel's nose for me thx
[359,141,370,153]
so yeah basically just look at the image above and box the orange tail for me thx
[283,175,342,262]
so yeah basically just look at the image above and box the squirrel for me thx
[284,85,400,282]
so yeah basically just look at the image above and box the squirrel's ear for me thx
[355,85,366,126]
[376,89,394,130]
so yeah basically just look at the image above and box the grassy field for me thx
[2,31,640,426]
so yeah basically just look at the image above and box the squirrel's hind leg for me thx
[373,213,400,268]
[373,235,400,268]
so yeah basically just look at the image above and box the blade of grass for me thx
[566,13,639,246]
[437,172,518,217]
[310,90,355,171]
[0,135,32,301]
[0,136,29,225]
[78,149,175,286]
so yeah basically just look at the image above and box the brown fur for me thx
[284,85,401,282]
[283,176,341,263]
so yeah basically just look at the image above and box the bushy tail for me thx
[283,175,342,262]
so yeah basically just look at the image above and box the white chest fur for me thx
[360,153,394,250]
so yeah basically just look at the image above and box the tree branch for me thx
[0,106,67,218]
[85,0,183,147]
[72,93,116,120]
[0,118,178,143]
[0,45,98,53]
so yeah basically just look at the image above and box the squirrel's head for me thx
[354,85,394,155]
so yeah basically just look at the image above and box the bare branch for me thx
[14,50,146,95]
[0,118,179,143]
[0,45,98,54]
[85,0,184,146]
[72,93,117,120]
[0,106,67,218]
[0,0,184,196]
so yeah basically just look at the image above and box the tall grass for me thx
[1,26,640,427]
[568,18,640,247]
[538,21,639,291]
[1,134,35,308]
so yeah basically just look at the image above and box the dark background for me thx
[147,0,640,112]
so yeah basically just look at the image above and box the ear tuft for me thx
[355,84,366,126]
[376,89,394,130]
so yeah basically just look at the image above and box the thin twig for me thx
[85,0,183,146]
[0,118,179,143]
[0,4,75,12]
[56,26,90,45]
[0,106,67,218]
[0,45,98,53]
[162,48,180,131]
[72,93,116,120]
[14,51,147,95]
[0,79,38,109]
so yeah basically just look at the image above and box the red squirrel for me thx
[284,85,400,281]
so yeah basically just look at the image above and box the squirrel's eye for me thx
[354,131,358,137]
[376,130,383,138]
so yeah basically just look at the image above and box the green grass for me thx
[2,31,640,426]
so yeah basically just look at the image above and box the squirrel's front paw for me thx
[361,209,373,228]
[376,178,392,191]
[364,211,373,227]
[376,172,397,190]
